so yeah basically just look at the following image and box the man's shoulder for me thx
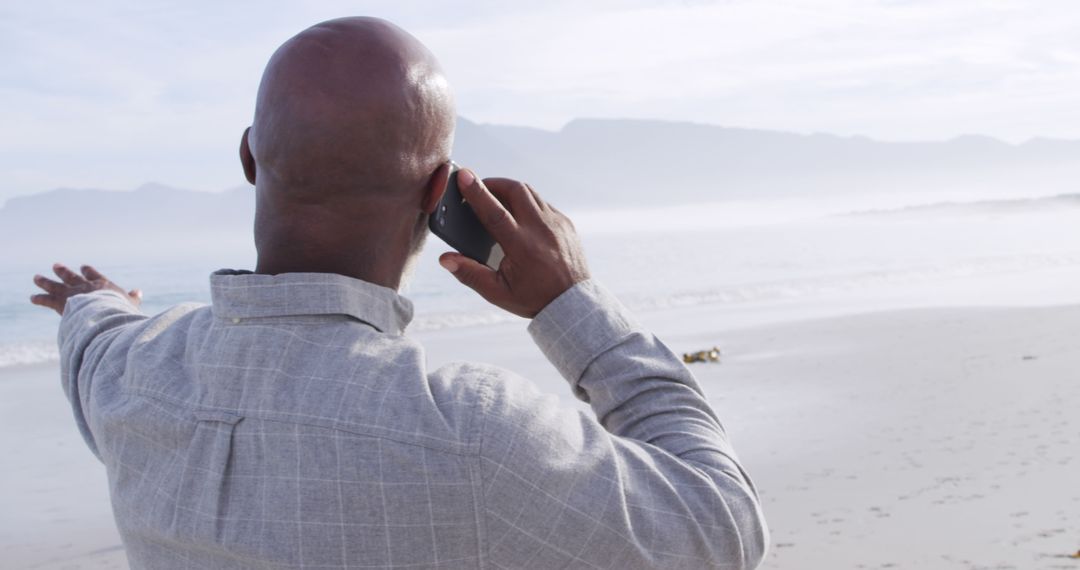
[427,360,503,410]
[127,301,211,347]
[158,301,212,323]
[428,360,564,439]
[428,360,542,405]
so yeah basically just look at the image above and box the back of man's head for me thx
[248,17,454,200]
[241,17,455,286]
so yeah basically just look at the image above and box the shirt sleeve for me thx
[58,289,149,459]
[477,280,768,570]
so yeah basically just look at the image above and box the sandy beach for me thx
[2,301,1078,569]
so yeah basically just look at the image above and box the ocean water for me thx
[2,196,1079,368]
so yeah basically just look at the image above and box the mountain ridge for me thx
[5,116,1078,207]
[2,116,1077,264]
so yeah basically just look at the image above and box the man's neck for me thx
[252,198,425,292]
[255,249,404,290]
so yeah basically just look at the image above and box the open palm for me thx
[30,263,142,316]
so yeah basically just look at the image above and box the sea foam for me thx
[0,340,59,369]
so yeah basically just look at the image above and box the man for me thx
[30,17,767,570]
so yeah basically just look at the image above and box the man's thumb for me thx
[439,253,501,297]
[438,254,461,274]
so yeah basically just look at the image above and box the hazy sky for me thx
[2,0,1079,203]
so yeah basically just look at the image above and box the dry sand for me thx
[697,305,1080,569]
[2,303,1077,569]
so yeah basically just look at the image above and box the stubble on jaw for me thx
[398,215,430,291]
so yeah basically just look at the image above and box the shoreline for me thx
[6,259,1080,371]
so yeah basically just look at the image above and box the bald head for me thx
[247,17,455,200]
[242,17,456,287]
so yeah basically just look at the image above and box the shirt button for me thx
[232,318,241,324]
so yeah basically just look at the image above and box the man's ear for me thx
[421,162,452,214]
[240,127,256,185]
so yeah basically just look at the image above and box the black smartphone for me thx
[429,162,504,270]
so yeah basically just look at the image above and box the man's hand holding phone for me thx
[438,169,590,319]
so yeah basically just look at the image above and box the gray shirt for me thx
[58,270,767,569]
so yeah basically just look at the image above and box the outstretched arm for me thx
[30,263,147,457]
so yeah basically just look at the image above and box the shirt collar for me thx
[209,269,414,335]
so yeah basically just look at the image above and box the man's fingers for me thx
[81,265,106,281]
[524,183,548,212]
[128,289,143,305]
[33,274,66,294]
[457,170,519,248]
[439,252,507,301]
[53,263,87,286]
[481,177,543,221]
[29,293,63,314]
